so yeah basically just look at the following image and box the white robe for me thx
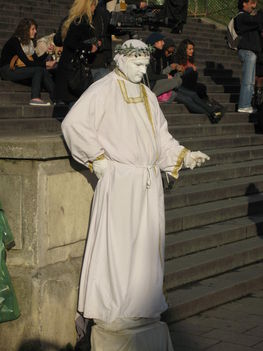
[62,71,187,323]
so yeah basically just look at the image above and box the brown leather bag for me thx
[10,55,33,70]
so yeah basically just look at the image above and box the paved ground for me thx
[169,290,263,350]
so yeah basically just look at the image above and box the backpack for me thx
[226,12,242,50]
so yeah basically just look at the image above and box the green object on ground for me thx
[0,201,20,323]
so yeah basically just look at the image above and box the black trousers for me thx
[0,65,55,100]
[164,0,188,25]
[175,86,214,116]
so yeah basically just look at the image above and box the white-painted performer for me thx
[62,39,209,350]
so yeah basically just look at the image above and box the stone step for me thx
[205,92,239,103]
[0,79,240,97]
[0,100,239,121]
[165,173,263,210]
[165,192,263,234]
[170,122,255,139]
[179,28,226,38]
[195,55,240,65]
[0,91,51,104]
[171,34,226,44]
[196,63,241,74]
[165,214,263,260]
[0,108,245,123]
[0,105,54,118]
[165,236,263,290]
[1,115,252,134]
[0,80,32,92]
[0,0,70,6]
[181,134,263,152]
[0,18,64,31]
[166,112,248,125]
[197,60,241,71]
[204,84,240,93]
[140,34,229,49]
[0,118,61,133]
[184,19,224,31]
[0,4,69,16]
[0,79,239,95]
[197,75,240,85]
[202,68,241,78]
[0,2,70,12]
[0,21,62,35]
[164,262,263,323]
[0,133,65,159]
[161,101,237,113]
[207,144,263,165]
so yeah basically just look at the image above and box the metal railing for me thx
[188,0,263,25]
[148,0,263,25]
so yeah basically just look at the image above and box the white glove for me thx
[184,151,210,170]
[92,158,108,179]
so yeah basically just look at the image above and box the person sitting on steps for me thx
[173,38,224,123]
[145,32,182,103]
[0,18,56,106]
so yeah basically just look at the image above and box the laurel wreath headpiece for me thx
[114,43,154,57]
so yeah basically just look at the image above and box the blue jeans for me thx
[0,64,55,100]
[91,68,110,82]
[238,49,257,109]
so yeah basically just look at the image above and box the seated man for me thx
[145,32,182,102]
[162,37,178,76]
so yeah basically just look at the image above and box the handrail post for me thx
[204,0,208,16]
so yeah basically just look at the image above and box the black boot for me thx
[255,87,263,107]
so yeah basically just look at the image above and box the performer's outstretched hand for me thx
[184,151,210,170]
[93,158,108,179]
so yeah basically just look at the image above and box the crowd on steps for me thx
[1,0,262,122]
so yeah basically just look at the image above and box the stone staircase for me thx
[158,21,263,323]
[1,7,263,330]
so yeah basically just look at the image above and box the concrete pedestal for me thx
[91,319,174,351]
[0,135,94,350]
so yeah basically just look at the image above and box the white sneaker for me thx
[237,107,256,113]
[29,99,51,106]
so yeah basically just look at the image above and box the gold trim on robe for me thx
[171,148,189,179]
[117,80,144,103]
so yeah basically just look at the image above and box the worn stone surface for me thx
[169,290,263,350]
[0,174,23,248]
[0,258,82,351]
[37,159,94,267]
[0,154,94,350]
[0,134,68,159]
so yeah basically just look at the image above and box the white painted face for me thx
[125,57,150,83]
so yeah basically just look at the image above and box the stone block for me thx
[46,171,92,249]
[0,258,82,351]
[37,160,94,266]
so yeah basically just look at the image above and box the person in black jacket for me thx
[158,0,188,33]
[0,18,56,105]
[235,0,263,113]
[54,0,111,106]
[145,32,181,101]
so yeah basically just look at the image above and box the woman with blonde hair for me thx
[55,0,111,106]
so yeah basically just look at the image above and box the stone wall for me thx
[0,136,94,350]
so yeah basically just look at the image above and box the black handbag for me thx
[68,48,94,97]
